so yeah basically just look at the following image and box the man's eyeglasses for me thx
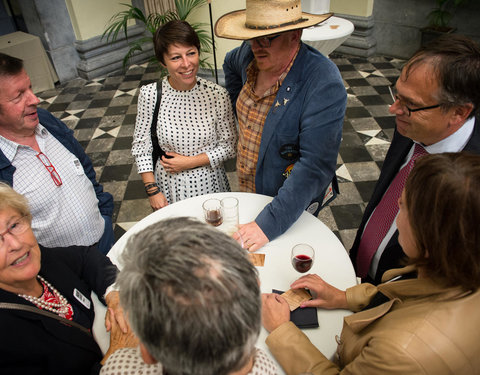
[388,85,441,117]
[36,152,62,186]
[0,215,29,248]
[249,34,281,48]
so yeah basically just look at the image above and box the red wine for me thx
[292,254,313,273]
[206,209,223,226]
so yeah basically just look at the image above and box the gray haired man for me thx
[101,217,278,375]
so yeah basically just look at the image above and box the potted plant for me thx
[421,0,470,45]
[103,0,213,75]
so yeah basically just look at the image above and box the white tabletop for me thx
[96,192,357,372]
[301,16,354,56]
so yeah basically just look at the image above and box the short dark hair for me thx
[0,52,23,77]
[117,217,261,375]
[405,152,480,291]
[404,34,480,117]
[153,20,201,65]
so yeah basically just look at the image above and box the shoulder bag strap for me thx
[0,302,92,336]
[150,80,163,169]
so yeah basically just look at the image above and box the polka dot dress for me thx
[132,77,237,204]
[100,347,279,374]
[100,347,162,374]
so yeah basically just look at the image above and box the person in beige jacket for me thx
[262,152,480,374]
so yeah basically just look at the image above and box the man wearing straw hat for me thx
[215,0,346,252]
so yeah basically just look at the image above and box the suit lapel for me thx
[366,131,412,218]
[464,114,480,152]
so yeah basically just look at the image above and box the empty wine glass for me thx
[291,244,315,273]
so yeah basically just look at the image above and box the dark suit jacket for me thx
[350,115,480,284]
[0,245,118,375]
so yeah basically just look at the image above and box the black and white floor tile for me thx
[36,55,405,252]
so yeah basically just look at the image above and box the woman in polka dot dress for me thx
[132,20,237,210]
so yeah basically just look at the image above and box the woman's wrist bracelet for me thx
[144,182,161,197]
[146,187,161,197]
[144,182,157,191]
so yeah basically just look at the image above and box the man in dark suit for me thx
[350,34,480,284]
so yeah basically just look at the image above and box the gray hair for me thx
[116,217,261,375]
[0,182,32,224]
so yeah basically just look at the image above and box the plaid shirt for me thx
[236,48,299,192]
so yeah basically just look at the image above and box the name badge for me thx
[74,288,91,309]
[72,159,83,175]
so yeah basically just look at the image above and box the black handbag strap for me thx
[0,302,92,336]
[150,81,163,168]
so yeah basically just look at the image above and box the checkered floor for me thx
[36,54,405,251]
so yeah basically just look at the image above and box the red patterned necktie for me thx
[356,143,428,278]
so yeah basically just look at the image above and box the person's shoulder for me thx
[225,42,253,64]
[102,347,162,373]
[299,43,340,71]
[251,348,278,375]
[197,77,229,95]
[140,82,157,94]
[37,108,70,134]
[37,107,58,122]
[39,245,90,267]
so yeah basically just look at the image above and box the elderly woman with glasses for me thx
[262,153,480,374]
[0,183,135,374]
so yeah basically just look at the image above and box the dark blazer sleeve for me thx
[38,108,114,218]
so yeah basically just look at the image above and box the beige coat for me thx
[266,266,480,374]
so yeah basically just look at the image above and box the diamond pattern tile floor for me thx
[36,55,405,252]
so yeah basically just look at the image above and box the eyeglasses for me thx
[36,152,62,186]
[0,215,29,248]
[388,85,441,117]
[248,34,281,48]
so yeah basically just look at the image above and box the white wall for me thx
[66,0,135,41]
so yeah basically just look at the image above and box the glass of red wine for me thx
[291,244,315,273]
[202,198,223,227]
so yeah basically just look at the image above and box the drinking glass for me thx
[291,244,315,273]
[202,198,223,227]
[220,197,239,235]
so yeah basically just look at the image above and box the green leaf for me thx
[103,0,213,75]
[175,0,208,20]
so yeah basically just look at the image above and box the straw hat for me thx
[215,0,332,40]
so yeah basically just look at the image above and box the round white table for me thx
[95,192,357,373]
[301,16,354,56]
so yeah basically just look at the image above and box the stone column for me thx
[18,0,80,82]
